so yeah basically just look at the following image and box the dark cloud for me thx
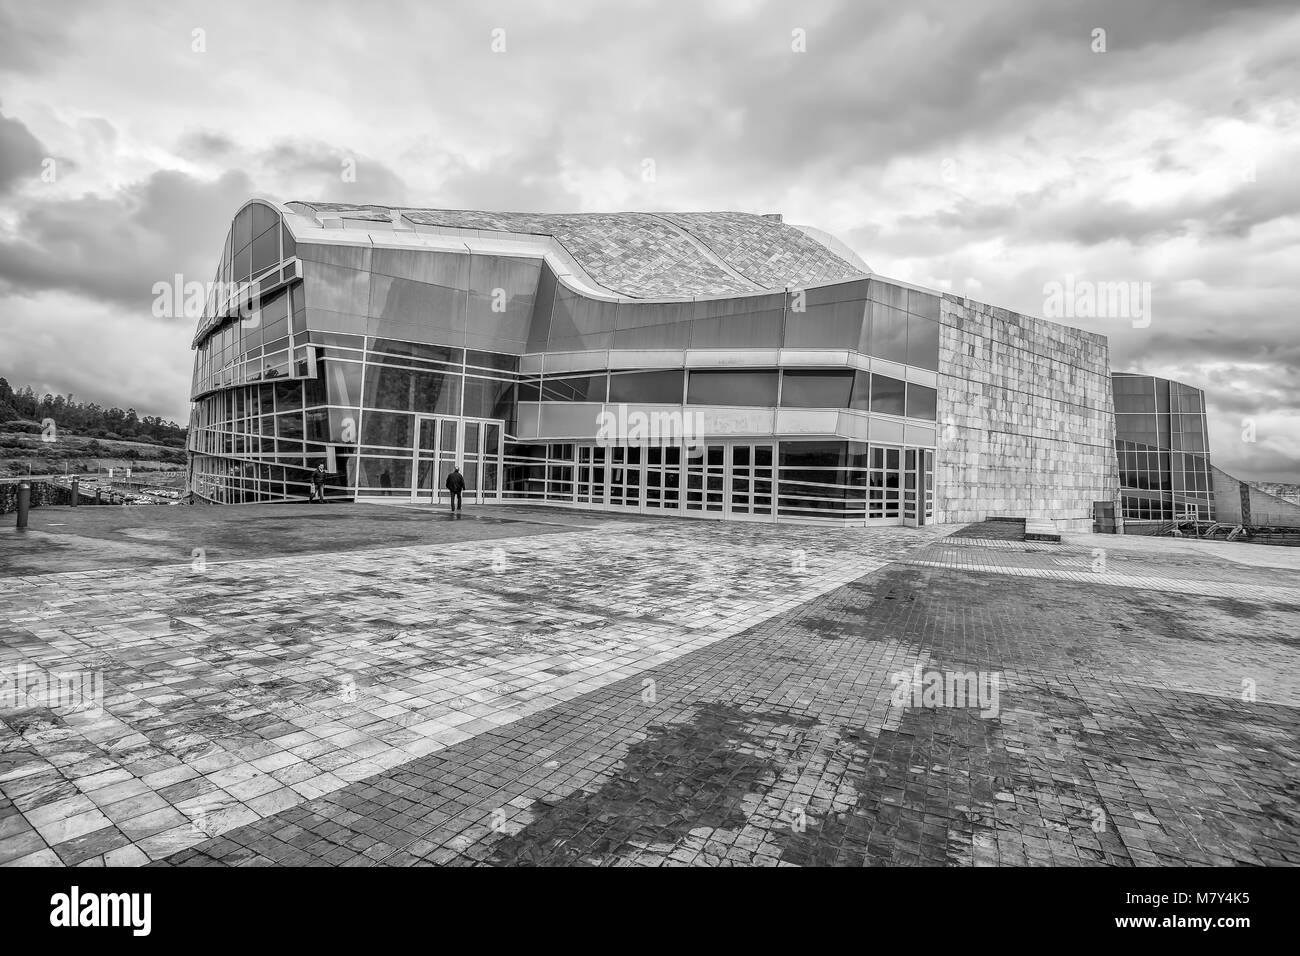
[0,168,254,308]
[0,107,47,194]
[0,0,1295,480]
[0,135,413,312]
[608,0,1299,183]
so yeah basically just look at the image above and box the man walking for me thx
[445,466,465,513]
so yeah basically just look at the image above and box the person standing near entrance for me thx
[310,463,328,503]
[445,466,465,513]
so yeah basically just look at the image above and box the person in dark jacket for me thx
[310,464,328,503]
[446,466,465,512]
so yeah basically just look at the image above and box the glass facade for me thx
[1112,373,1214,521]
[190,201,941,524]
[501,439,934,523]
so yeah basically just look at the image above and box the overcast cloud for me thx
[0,0,1296,480]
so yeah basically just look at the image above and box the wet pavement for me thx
[0,501,624,574]
[1,504,1297,866]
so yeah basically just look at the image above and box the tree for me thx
[0,380,187,444]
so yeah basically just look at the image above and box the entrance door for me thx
[412,416,458,504]
[684,444,725,516]
[576,445,607,506]
[412,416,443,503]
[903,448,919,526]
[608,446,643,511]
[481,422,502,502]
[643,445,682,512]
[867,446,903,525]
[727,443,774,520]
[922,449,934,524]
[411,416,503,504]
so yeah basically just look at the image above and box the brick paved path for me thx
[145,533,1300,867]
[3,509,1298,867]
[0,509,940,865]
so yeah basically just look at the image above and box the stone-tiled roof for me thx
[663,212,863,291]
[291,203,866,298]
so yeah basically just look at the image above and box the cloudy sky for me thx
[0,0,1297,480]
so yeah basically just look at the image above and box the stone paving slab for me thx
[4,512,1298,867]
[0,512,942,865]
[922,536,1300,592]
[155,552,1300,868]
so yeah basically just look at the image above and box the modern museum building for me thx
[187,198,1121,529]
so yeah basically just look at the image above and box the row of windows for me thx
[503,440,917,472]
[192,381,328,431]
[1115,439,1212,494]
[194,286,310,397]
[538,282,942,367]
[1115,412,1207,435]
[1120,470,1212,493]
[530,368,938,420]
[1112,375,1205,415]
[1120,492,1214,522]
[1114,412,1209,454]
[194,437,936,523]
[191,455,336,505]
[198,358,939,434]
[497,441,934,520]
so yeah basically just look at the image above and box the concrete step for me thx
[1024,519,1061,543]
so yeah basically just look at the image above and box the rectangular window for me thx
[361,410,414,449]
[368,340,464,366]
[905,383,937,421]
[870,374,906,416]
[364,364,462,416]
[273,380,301,413]
[906,316,939,371]
[1115,413,1159,447]
[608,369,684,404]
[849,370,871,411]
[235,243,252,284]
[541,374,607,403]
[463,376,514,420]
[780,369,855,408]
[465,350,519,373]
[251,225,280,277]
[779,441,847,468]
[687,369,778,407]
[868,303,908,364]
[783,300,866,349]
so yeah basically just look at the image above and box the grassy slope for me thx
[0,428,187,475]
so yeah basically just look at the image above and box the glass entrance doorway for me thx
[902,448,935,527]
[685,444,725,515]
[726,443,774,519]
[412,416,502,505]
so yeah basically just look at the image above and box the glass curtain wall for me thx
[1113,374,1214,520]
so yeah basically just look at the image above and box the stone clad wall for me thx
[935,296,1117,530]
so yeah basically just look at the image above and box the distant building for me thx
[188,199,1117,529]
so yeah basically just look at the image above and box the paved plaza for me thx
[1,503,1298,866]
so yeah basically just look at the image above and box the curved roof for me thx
[288,202,867,299]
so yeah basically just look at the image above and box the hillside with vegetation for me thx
[0,377,188,476]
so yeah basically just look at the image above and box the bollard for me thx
[16,481,30,529]
[95,488,102,505]
[71,478,79,507]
